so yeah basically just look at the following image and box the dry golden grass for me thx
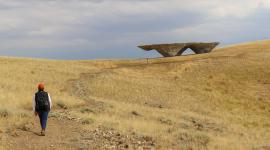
[1,40,270,149]
[0,58,91,130]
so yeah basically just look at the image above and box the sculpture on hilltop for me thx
[138,42,219,57]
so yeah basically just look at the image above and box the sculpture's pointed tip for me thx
[214,42,220,46]
[138,45,153,51]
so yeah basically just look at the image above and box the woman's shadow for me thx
[28,130,42,136]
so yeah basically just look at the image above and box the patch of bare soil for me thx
[83,126,156,150]
[3,117,83,150]
[2,113,156,150]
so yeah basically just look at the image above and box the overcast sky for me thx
[0,0,269,59]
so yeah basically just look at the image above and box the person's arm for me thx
[32,95,36,112]
[48,93,52,110]
[32,95,37,116]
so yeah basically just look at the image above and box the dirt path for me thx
[2,111,156,150]
[4,116,87,150]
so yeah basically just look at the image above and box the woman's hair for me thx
[38,83,45,91]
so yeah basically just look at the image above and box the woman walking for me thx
[32,83,52,136]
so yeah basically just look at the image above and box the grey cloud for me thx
[0,0,269,59]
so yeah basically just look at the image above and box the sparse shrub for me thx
[194,133,210,145]
[17,123,32,131]
[178,132,210,149]
[56,100,67,109]
[81,117,94,125]
[131,111,141,116]
[0,108,11,118]
[18,111,30,118]
[0,108,30,119]
[49,112,60,118]
[158,117,173,125]
[80,107,94,114]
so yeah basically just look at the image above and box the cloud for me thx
[0,0,269,59]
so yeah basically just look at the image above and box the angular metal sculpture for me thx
[138,42,219,57]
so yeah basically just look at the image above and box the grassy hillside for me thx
[0,40,270,149]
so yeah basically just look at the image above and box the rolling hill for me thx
[0,40,270,150]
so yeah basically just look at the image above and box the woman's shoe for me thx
[41,130,45,136]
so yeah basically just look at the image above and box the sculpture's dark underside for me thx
[138,42,219,57]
